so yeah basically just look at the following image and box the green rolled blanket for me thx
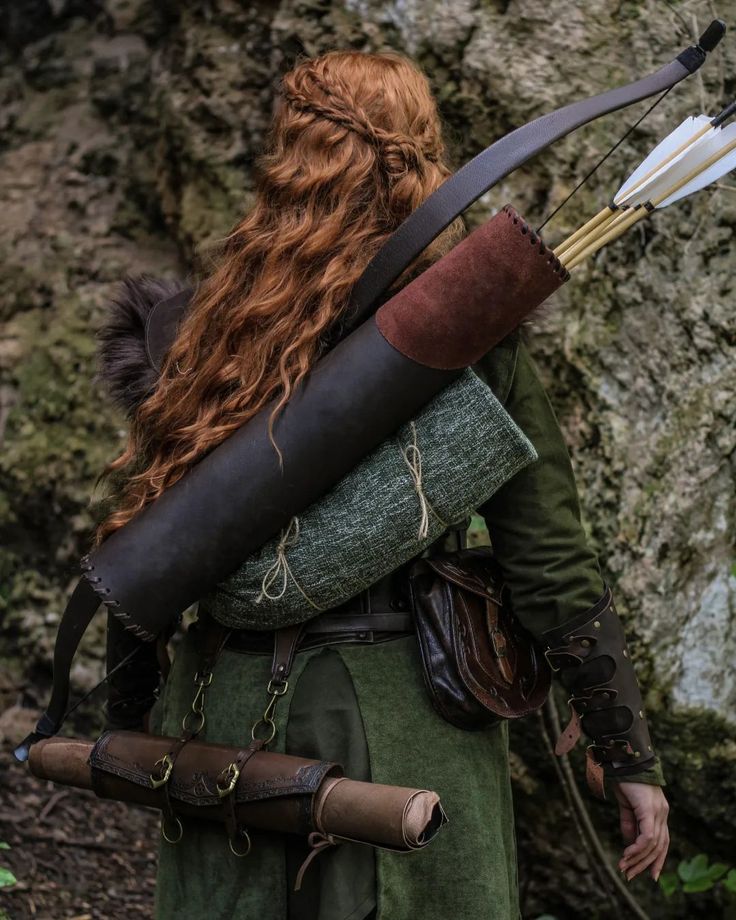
[201,367,536,629]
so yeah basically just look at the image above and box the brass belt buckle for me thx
[216,762,241,798]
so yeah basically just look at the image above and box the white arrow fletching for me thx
[656,125,736,207]
[623,125,732,206]
[614,115,713,206]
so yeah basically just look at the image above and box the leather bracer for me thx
[539,587,656,798]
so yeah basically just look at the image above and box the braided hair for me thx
[280,60,441,175]
[96,49,463,544]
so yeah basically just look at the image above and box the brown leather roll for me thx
[28,733,447,851]
[314,776,444,850]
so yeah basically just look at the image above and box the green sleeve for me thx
[476,338,665,790]
[476,338,605,635]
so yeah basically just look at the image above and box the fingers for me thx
[618,800,638,845]
[620,811,659,878]
[619,793,671,882]
[649,820,670,881]
[621,814,662,880]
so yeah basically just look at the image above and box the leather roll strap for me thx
[218,739,264,854]
[271,623,306,687]
[148,611,234,833]
[198,614,233,677]
[540,587,656,795]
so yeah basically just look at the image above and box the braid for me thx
[280,83,381,149]
[280,63,439,173]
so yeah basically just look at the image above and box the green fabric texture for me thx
[149,629,519,920]
[477,341,665,791]
[602,757,666,798]
[283,648,375,920]
[202,367,536,630]
[476,341,607,635]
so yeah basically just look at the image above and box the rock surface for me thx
[1,2,734,918]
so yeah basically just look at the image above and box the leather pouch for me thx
[408,547,552,730]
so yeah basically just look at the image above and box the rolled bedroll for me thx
[29,734,447,854]
[13,26,721,761]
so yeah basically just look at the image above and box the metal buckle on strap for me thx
[150,753,174,789]
[216,761,241,798]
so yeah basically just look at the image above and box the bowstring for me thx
[61,643,144,723]
[536,86,673,233]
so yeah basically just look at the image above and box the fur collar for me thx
[96,276,191,417]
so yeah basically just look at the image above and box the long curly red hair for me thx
[95,49,464,545]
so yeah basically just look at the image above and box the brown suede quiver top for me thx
[376,204,569,369]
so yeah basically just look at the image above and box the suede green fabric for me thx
[148,331,664,920]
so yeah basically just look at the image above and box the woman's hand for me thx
[611,781,670,882]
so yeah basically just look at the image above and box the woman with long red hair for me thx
[97,48,669,920]
[96,50,462,543]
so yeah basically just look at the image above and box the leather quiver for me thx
[409,547,552,730]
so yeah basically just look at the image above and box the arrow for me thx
[553,100,736,269]
[563,118,736,269]
[555,100,736,263]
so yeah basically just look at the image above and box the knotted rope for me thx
[400,422,448,539]
[256,517,324,611]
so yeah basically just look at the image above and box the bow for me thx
[345,19,726,330]
[13,20,727,765]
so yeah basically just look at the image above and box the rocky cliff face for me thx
[1,2,734,917]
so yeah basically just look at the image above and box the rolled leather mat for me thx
[83,205,567,642]
[28,734,447,851]
[313,776,443,849]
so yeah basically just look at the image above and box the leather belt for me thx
[207,568,415,655]
[205,522,474,655]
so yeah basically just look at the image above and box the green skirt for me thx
[149,622,521,920]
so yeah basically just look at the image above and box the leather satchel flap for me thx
[412,548,551,725]
[425,548,504,605]
[89,730,341,808]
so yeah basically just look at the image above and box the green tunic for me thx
[149,331,664,920]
